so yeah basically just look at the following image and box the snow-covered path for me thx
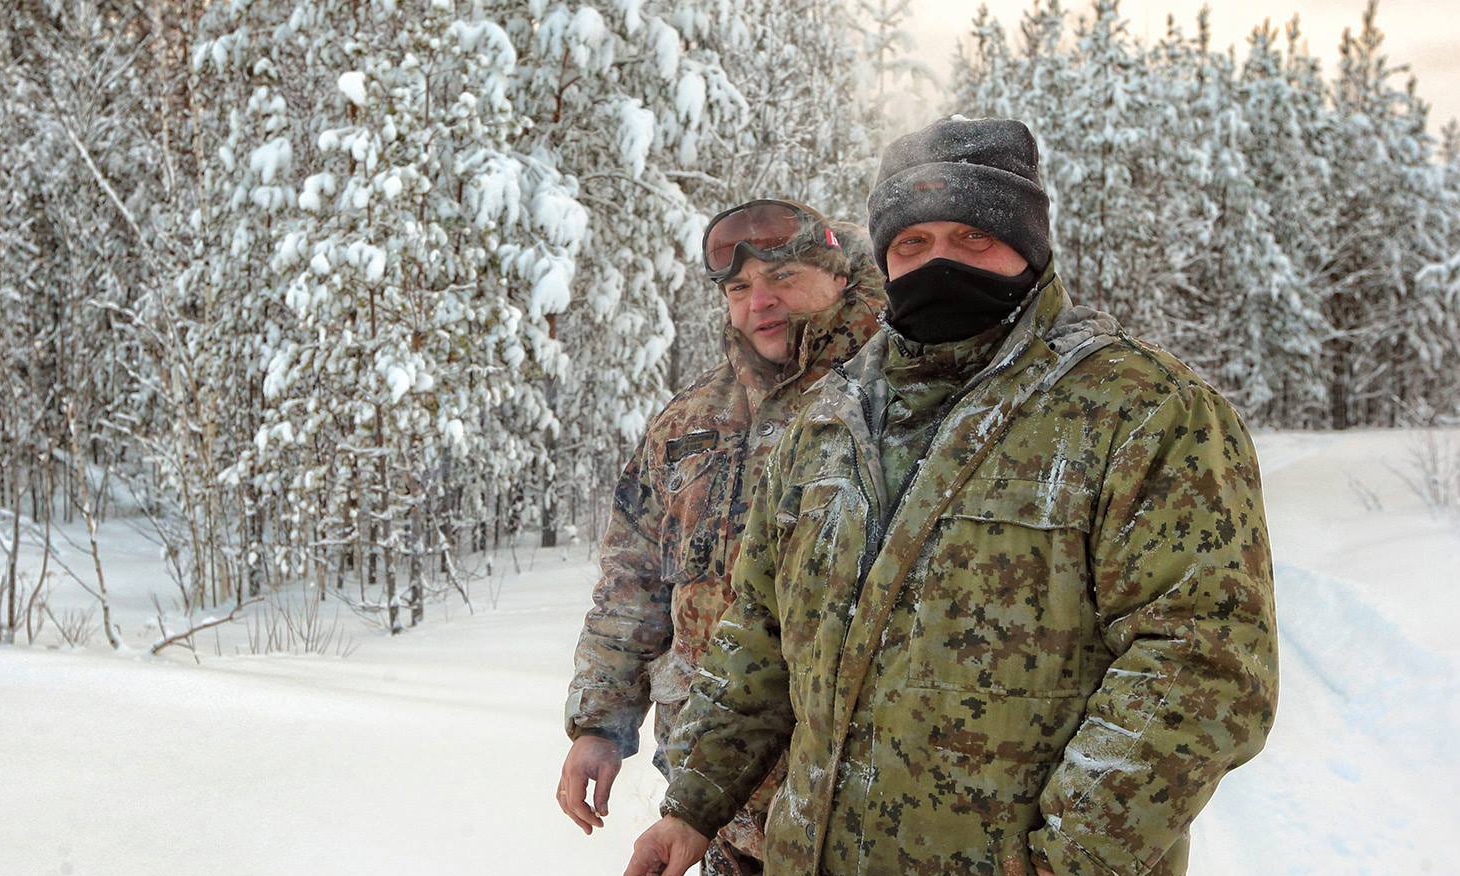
[4,429,1458,875]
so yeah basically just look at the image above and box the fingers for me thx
[623,842,666,876]
[561,785,603,834]
[557,761,603,835]
[593,759,621,818]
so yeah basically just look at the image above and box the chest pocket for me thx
[906,475,1095,698]
[660,444,738,586]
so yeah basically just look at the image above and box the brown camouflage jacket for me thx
[663,270,1280,875]
[565,282,884,857]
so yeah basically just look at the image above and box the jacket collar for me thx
[804,270,1071,507]
[829,265,1069,404]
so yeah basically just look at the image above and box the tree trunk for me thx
[3,469,23,645]
[408,504,423,627]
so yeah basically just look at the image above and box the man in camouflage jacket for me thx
[560,201,885,874]
[628,119,1279,875]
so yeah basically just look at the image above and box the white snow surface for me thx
[3,428,1458,874]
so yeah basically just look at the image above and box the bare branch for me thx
[150,597,262,656]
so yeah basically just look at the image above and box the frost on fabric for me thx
[1062,738,1135,776]
[1084,716,1141,739]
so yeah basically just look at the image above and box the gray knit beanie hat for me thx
[867,117,1051,276]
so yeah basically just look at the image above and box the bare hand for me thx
[557,735,623,835]
[1037,868,1056,876]
[624,816,711,876]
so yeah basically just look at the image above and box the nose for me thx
[749,278,780,312]
[924,235,957,265]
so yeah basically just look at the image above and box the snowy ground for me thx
[3,429,1458,875]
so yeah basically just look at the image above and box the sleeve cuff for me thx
[564,689,642,757]
[659,797,724,843]
[569,724,640,758]
[659,768,739,841]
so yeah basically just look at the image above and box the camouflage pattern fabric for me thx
[565,282,885,863]
[877,322,1007,502]
[661,268,1279,875]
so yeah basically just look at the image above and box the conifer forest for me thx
[3,0,1457,634]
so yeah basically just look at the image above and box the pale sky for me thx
[907,0,1460,134]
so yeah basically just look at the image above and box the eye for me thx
[723,282,750,298]
[892,235,925,250]
[961,230,993,249]
[772,268,797,282]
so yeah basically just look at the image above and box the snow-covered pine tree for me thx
[942,0,1460,428]
[494,0,752,543]
[1180,27,1324,425]
[951,6,1021,119]
[155,0,302,609]
[0,0,179,529]
[858,0,935,149]
[1436,120,1460,421]
[1058,0,1177,332]
[715,0,880,218]
[1324,0,1449,427]
[1395,82,1459,424]
[1224,18,1331,426]
[188,0,587,625]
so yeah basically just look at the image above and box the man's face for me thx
[886,221,1029,280]
[723,257,846,364]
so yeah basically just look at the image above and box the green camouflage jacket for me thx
[663,271,1279,875]
[565,282,884,858]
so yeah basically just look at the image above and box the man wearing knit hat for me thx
[627,118,1278,876]
[560,199,884,875]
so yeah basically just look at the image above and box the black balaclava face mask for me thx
[884,258,1039,344]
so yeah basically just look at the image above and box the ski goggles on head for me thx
[702,199,841,283]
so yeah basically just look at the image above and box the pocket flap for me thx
[944,475,1094,532]
[664,447,727,494]
[776,476,858,525]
